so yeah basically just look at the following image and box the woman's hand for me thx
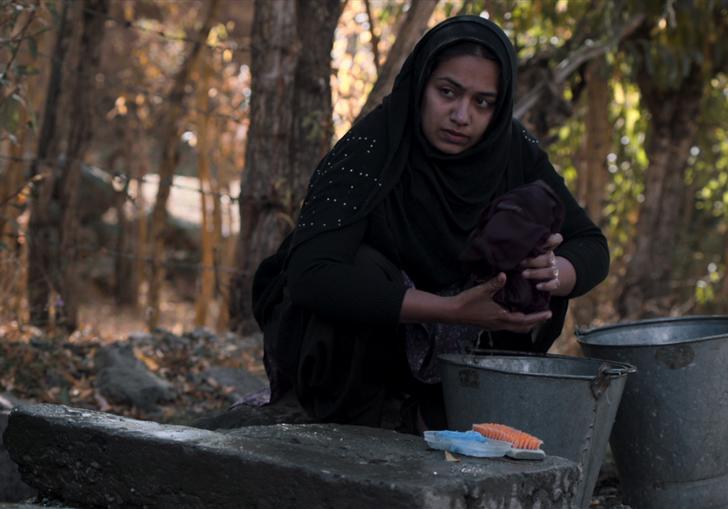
[449,273,552,333]
[400,273,552,333]
[521,233,576,297]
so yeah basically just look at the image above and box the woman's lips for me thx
[441,129,469,144]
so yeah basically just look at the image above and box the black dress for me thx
[251,16,609,431]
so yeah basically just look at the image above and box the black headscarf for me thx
[290,15,519,280]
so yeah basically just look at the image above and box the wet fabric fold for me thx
[460,180,565,313]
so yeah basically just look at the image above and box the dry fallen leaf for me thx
[133,346,160,371]
[444,450,460,462]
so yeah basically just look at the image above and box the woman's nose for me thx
[450,99,469,125]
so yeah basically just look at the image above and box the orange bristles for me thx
[472,423,543,450]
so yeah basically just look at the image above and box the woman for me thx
[252,15,608,432]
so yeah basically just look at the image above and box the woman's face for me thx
[421,54,500,154]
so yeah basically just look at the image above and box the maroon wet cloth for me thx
[460,180,565,313]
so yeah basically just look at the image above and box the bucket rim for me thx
[438,351,636,381]
[576,315,728,348]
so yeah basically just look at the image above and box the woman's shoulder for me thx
[507,119,549,179]
[510,119,542,152]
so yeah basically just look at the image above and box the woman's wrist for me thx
[549,256,576,297]
[399,288,456,324]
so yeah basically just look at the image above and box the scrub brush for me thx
[423,430,513,458]
[472,422,545,460]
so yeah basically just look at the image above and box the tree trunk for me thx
[27,0,72,327]
[230,0,299,334]
[570,56,611,330]
[215,181,236,332]
[26,0,107,331]
[1,5,48,323]
[0,5,36,238]
[52,0,109,331]
[721,234,728,308]
[0,106,28,321]
[146,0,219,330]
[356,0,437,121]
[579,57,610,226]
[132,132,151,309]
[363,0,381,75]
[231,0,344,334]
[290,0,344,211]
[194,59,215,328]
[0,109,27,244]
[617,63,705,319]
[113,118,139,306]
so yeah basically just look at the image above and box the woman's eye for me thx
[440,88,454,97]
[476,97,494,108]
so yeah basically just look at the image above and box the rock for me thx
[126,332,154,344]
[591,446,629,508]
[235,331,263,349]
[0,503,77,508]
[185,327,216,341]
[5,404,580,509]
[200,366,266,403]
[1,395,37,503]
[94,343,177,411]
[192,391,316,430]
[0,394,22,411]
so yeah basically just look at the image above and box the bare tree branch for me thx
[356,0,438,121]
[363,0,380,76]
[515,14,645,119]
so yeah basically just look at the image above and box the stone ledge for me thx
[1,407,37,503]
[4,404,580,508]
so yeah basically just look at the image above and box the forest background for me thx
[0,0,727,418]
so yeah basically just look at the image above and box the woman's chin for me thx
[434,141,469,155]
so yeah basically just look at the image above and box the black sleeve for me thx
[286,220,407,325]
[529,149,610,298]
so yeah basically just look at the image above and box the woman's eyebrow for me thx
[435,76,497,97]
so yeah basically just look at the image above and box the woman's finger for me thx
[543,233,563,250]
[500,309,552,326]
[480,272,507,295]
[536,278,561,292]
[521,250,556,269]
[523,265,558,279]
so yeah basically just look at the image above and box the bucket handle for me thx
[591,363,636,399]
[574,326,589,337]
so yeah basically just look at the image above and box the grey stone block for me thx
[200,366,267,403]
[5,404,580,509]
[94,343,177,410]
[0,503,76,508]
[1,408,37,502]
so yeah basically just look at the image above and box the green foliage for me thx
[483,1,727,311]
[623,0,728,90]
[685,72,728,306]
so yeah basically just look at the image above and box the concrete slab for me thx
[1,409,37,502]
[0,503,76,509]
[4,404,580,508]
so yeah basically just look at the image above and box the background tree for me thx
[356,0,438,120]
[0,0,49,322]
[27,0,109,331]
[230,0,343,334]
[1,0,727,344]
[146,0,219,330]
[617,1,728,318]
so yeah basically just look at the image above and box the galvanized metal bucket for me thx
[439,351,635,508]
[577,316,728,509]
